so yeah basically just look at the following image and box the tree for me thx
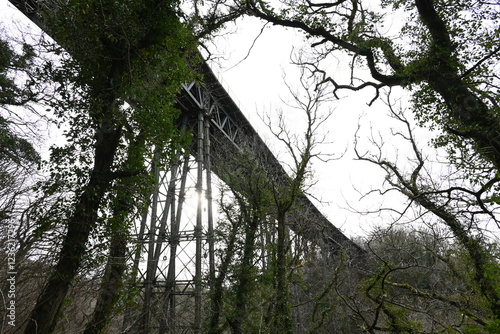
[0,25,43,225]
[0,26,45,334]
[239,0,499,170]
[229,0,500,330]
[0,32,38,106]
[4,0,248,331]
[82,143,153,334]
[352,102,500,332]
[7,1,200,332]
[206,144,274,334]
[337,224,499,333]
[2,0,248,331]
[265,70,334,334]
[205,66,337,333]
[0,115,39,228]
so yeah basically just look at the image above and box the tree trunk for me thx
[207,216,239,334]
[414,0,500,169]
[83,219,128,334]
[273,211,293,334]
[413,193,500,318]
[228,211,260,334]
[84,132,148,334]
[24,124,122,334]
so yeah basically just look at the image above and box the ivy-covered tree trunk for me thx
[409,189,500,318]
[207,212,240,334]
[11,0,202,331]
[228,210,261,334]
[272,211,293,334]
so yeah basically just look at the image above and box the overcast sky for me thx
[205,16,424,238]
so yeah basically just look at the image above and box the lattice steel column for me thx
[205,118,215,283]
[194,110,204,334]
[159,152,190,332]
[127,110,215,334]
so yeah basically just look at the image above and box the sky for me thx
[204,16,420,238]
[0,0,427,239]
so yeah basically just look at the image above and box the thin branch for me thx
[222,22,270,72]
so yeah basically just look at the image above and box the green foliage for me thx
[0,116,39,167]
[0,34,37,105]
[0,32,41,229]
[352,226,500,333]
[31,0,200,219]
[484,319,500,334]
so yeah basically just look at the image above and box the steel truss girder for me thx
[180,80,241,148]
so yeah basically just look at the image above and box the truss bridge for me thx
[7,1,363,332]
